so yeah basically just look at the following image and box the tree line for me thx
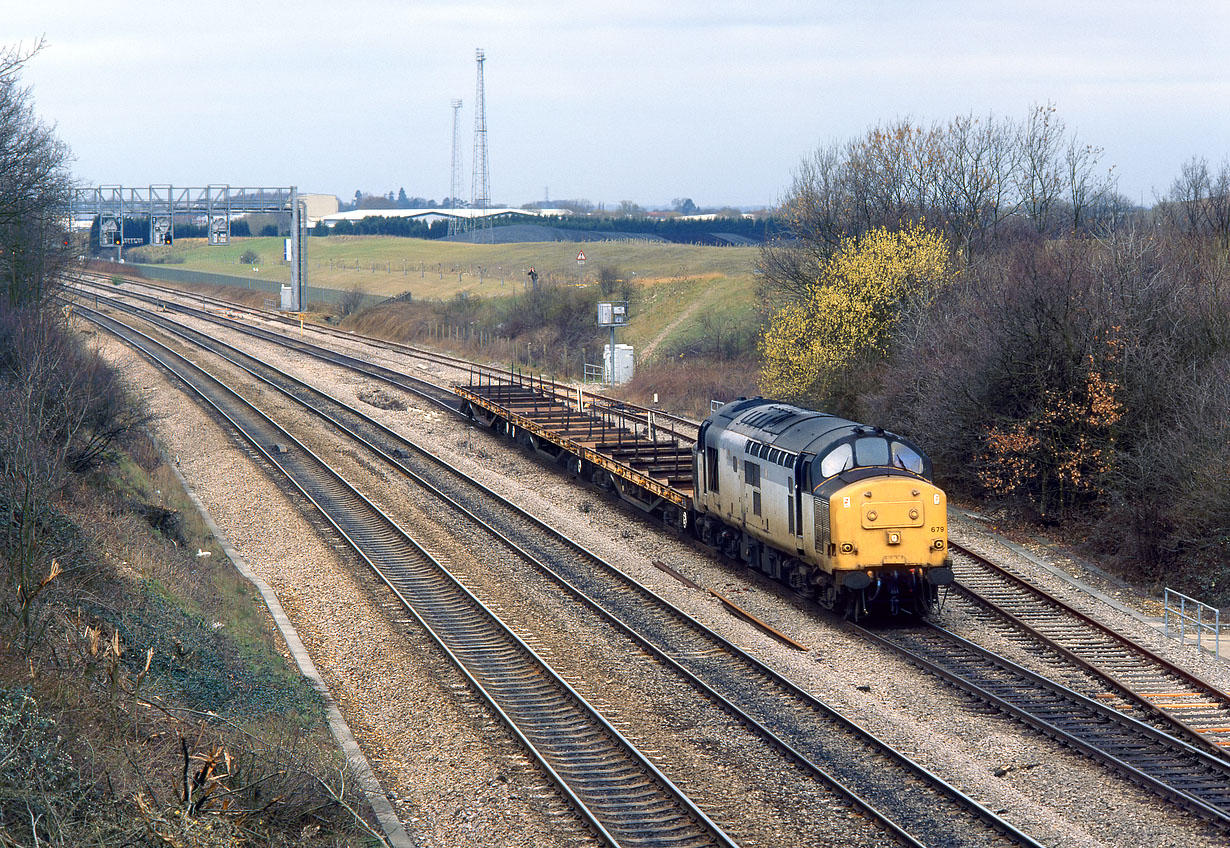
[315,211,769,244]
[759,104,1132,305]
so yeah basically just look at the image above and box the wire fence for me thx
[125,263,387,309]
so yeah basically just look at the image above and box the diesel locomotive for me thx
[692,398,953,618]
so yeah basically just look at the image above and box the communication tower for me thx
[470,48,491,242]
[447,98,463,237]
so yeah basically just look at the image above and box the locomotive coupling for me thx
[842,570,873,590]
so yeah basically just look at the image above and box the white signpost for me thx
[208,215,229,245]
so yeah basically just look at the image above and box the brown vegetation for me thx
[0,42,385,842]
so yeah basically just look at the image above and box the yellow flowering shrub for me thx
[759,222,956,404]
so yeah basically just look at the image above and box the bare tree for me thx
[934,112,1021,257]
[1162,156,1212,238]
[758,143,848,306]
[337,283,367,318]
[1166,156,1230,255]
[0,39,74,309]
[1016,103,1067,233]
[1065,136,1112,234]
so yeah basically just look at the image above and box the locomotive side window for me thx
[891,441,924,473]
[744,460,761,488]
[854,437,890,467]
[706,447,719,493]
[819,443,853,478]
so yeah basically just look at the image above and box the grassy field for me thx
[137,235,761,298]
[136,235,765,356]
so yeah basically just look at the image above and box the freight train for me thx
[456,379,952,619]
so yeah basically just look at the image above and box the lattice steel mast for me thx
[470,49,491,242]
[447,98,463,237]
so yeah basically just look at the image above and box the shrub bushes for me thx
[870,231,1230,596]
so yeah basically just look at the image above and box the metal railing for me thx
[1164,588,1222,658]
[583,363,605,385]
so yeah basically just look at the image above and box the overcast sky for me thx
[8,1,1229,208]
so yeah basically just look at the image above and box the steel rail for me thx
[81,289,1045,848]
[71,274,464,416]
[858,621,1230,828]
[949,542,1230,760]
[78,303,738,848]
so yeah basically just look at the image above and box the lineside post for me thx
[289,188,308,312]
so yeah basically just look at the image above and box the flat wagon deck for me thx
[454,369,695,526]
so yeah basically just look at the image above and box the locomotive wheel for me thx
[818,583,839,611]
[786,564,814,598]
[699,518,717,547]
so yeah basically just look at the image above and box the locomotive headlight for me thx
[933,539,946,550]
[840,542,854,553]
[887,531,902,545]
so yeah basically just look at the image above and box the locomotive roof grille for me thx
[704,397,931,478]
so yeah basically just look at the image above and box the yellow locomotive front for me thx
[822,476,952,616]
[809,430,953,617]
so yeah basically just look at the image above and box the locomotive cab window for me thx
[854,437,890,467]
[891,441,924,474]
[819,443,853,478]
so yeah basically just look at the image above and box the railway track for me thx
[77,303,737,848]
[78,273,1230,841]
[71,270,700,437]
[72,274,464,415]
[859,620,1230,828]
[80,291,1046,847]
[949,542,1230,758]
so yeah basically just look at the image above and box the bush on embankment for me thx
[871,232,1230,596]
[0,302,385,845]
